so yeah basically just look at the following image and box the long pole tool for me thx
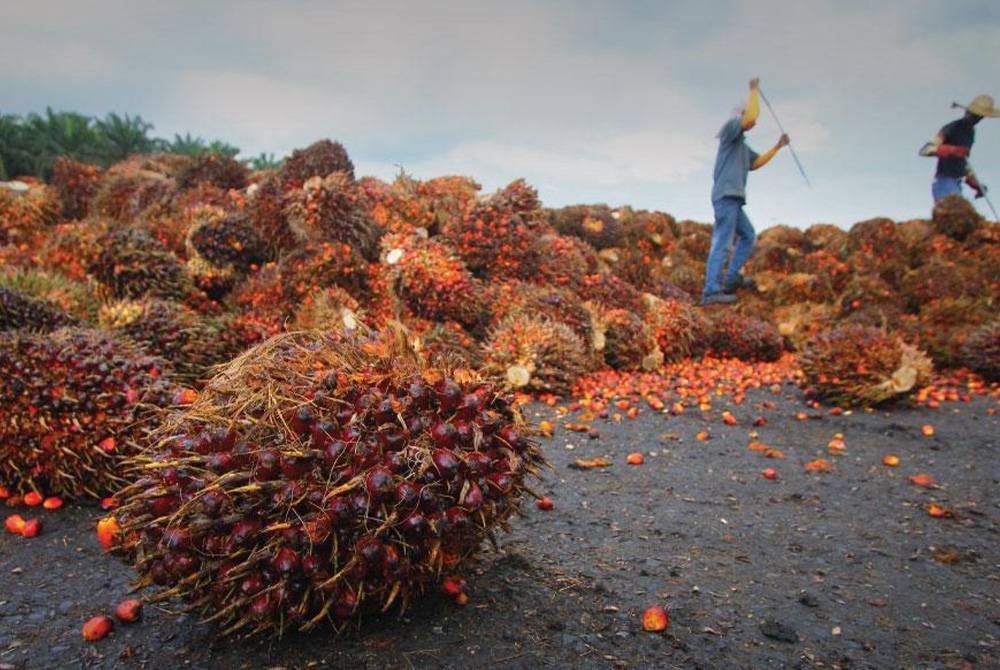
[758,87,811,186]
[964,159,1000,220]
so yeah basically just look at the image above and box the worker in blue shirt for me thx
[919,94,999,203]
[702,77,789,306]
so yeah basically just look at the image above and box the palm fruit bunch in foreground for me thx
[0,327,173,497]
[931,194,983,241]
[798,324,933,407]
[962,321,1000,382]
[706,312,784,363]
[482,314,592,394]
[108,330,544,637]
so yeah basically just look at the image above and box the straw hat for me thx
[957,94,1000,118]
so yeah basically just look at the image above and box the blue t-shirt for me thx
[711,117,759,204]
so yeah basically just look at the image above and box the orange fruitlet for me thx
[762,468,777,480]
[42,496,63,510]
[82,615,114,641]
[96,516,120,550]
[882,455,900,467]
[20,517,41,538]
[804,459,834,473]
[114,599,143,623]
[5,514,26,534]
[538,420,553,437]
[696,430,710,441]
[0,485,9,499]
[23,491,43,507]
[925,503,952,518]
[569,457,612,470]
[909,473,935,487]
[626,453,644,465]
[920,424,935,437]
[642,605,670,632]
[536,496,554,510]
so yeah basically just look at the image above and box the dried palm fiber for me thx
[706,311,784,363]
[643,294,707,362]
[483,313,594,393]
[0,327,174,497]
[798,324,932,406]
[932,194,983,241]
[107,329,543,637]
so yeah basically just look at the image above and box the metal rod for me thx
[758,87,811,186]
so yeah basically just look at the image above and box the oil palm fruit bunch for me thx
[932,194,983,241]
[0,288,80,332]
[798,324,932,407]
[51,157,103,220]
[773,302,836,352]
[0,268,103,323]
[547,204,624,250]
[279,241,371,307]
[643,295,708,362]
[187,208,267,272]
[37,219,115,282]
[576,273,647,316]
[486,281,596,352]
[483,314,591,394]
[706,312,783,363]
[177,153,250,191]
[285,172,381,260]
[845,217,909,285]
[527,234,600,289]
[90,171,173,222]
[0,183,61,246]
[89,228,194,300]
[409,319,483,369]
[108,329,543,637]
[601,308,662,371]
[906,297,992,369]
[441,180,550,279]
[280,139,355,189]
[899,258,985,312]
[0,327,173,497]
[803,222,848,252]
[962,321,1000,381]
[248,172,296,257]
[99,298,230,383]
[381,236,487,333]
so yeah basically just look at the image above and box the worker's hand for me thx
[777,133,790,148]
[749,77,760,89]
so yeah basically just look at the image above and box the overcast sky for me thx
[3,1,999,229]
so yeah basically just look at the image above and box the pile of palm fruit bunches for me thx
[1,139,998,636]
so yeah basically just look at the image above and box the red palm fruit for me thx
[378,427,406,452]
[437,379,463,413]
[461,482,484,510]
[400,512,428,538]
[431,448,461,480]
[82,615,114,641]
[162,528,191,550]
[442,574,467,598]
[280,455,311,480]
[199,490,228,517]
[430,421,457,448]
[323,440,348,465]
[642,605,670,632]
[96,516,119,549]
[536,496,554,510]
[333,587,358,620]
[288,406,314,437]
[240,575,265,596]
[394,482,421,507]
[21,518,42,537]
[250,593,277,619]
[325,497,352,524]
[23,491,43,506]
[485,472,513,497]
[273,548,301,575]
[364,466,395,499]
[230,519,261,546]
[310,421,337,449]
[453,421,473,448]
[495,426,523,451]
[207,452,234,474]
[5,514,26,534]
[407,380,430,408]
[254,450,280,479]
[355,536,383,569]
[302,554,328,578]
[444,506,469,530]
[462,452,492,477]
[114,599,143,624]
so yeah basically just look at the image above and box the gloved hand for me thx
[966,175,987,199]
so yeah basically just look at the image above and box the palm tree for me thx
[23,108,105,176]
[95,112,156,163]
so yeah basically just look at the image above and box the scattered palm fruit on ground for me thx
[114,599,143,623]
[0,327,174,497]
[108,330,544,637]
[82,615,114,641]
[642,605,670,632]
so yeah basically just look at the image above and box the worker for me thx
[919,94,999,203]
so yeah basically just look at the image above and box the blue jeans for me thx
[932,177,962,202]
[702,197,756,298]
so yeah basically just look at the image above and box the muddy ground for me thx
[1,382,998,670]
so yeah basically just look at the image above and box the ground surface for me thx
[1,383,998,670]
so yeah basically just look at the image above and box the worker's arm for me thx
[740,78,761,130]
[751,134,790,170]
[918,131,970,158]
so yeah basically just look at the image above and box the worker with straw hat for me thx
[919,94,1000,202]
[701,77,789,306]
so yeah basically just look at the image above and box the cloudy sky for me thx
[3,1,999,228]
